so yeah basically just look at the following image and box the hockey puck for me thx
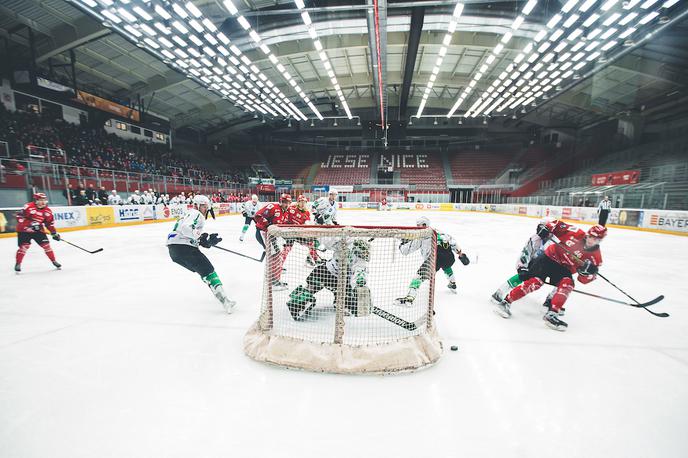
[450,345,458,351]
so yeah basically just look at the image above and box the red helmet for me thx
[280,194,292,203]
[587,225,607,240]
[33,192,48,201]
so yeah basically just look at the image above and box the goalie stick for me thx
[549,235,667,317]
[213,245,266,262]
[59,238,103,254]
[371,306,426,331]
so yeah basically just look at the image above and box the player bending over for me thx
[491,221,557,310]
[15,193,61,272]
[396,216,469,305]
[239,194,260,241]
[286,239,370,321]
[313,189,339,225]
[494,221,606,331]
[167,195,235,313]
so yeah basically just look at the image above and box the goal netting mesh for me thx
[244,225,443,374]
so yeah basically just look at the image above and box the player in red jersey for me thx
[254,194,291,289]
[270,195,319,289]
[15,193,62,272]
[495,220,606,331]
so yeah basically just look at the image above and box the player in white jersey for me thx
[107,190,122,205]
[313,189,338,225]
[286,238,370,320]
[395,216,470,305]
[167,194,235,313]
[128,190,142,205]
[239,194,260,241]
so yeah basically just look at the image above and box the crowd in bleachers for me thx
[61,183,251,206]
[0,105,245,182]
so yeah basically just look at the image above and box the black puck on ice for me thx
[450,345,458,351]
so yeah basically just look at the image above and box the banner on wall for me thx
[642,212,688,232]
[312,185,329,192]
[52,207,87,228]
[330,185,354,193]
[86,206,114,226]
[115,206,143,223]
[592,170,640,186]
[0,209,18,233]
[76,90,140,122]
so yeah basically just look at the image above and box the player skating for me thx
[281,195,320,265]
[313,189,339,225]
[14,193,61,272]
[254,194,291,290]
[494,221,607,331]
[286,238,371,321]
[239,194,260,241]
[395,216,470,305]
[167,194,235,313]
[491,221,558,312]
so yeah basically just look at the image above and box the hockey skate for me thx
[14,263,21,273]
[542,298,565,316]
[211,284,236,314]
[305,256,317,267]
[490,291,504,304]
[447,281,457,294]
[239,233,245,242]
[52,261,62,270]
[543,311,568,331]
[494,298,512,318]
[287,286,314,321]
[395,295,415,307]
[272,280,289,291]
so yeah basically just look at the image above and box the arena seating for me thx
[397,154,445,189]
[449,150,514,184]
[264,150,316,183]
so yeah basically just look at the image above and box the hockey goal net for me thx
[244,225,443,374]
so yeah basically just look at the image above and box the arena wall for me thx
[1,202,685,238]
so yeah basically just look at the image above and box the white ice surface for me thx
[1,211,687,458]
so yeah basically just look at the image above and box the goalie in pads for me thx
[286,239,371,321]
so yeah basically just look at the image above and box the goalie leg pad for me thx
[352,286,372,317]
[287,285,315,321]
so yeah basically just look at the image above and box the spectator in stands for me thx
[597,195,612,226]
[97,186,108,205]
[86,184,96,202]
[108,190,122,205]
[63,184,75,204]
[73,190,89,206]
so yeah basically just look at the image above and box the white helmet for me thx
[416,216,430,227]
[251,194,258,202]
[329,189,338,196]
[193,195,210,206]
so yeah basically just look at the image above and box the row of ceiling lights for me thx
[73,0,320,121]
[451,0,680,120]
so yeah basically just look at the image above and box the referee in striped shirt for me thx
[597,195,612,226]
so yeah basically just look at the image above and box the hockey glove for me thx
[355,272,367,287]
[537,225,551,240]
[199,233,221,248]
[30,222,42,232]
[577,259,598,276]
[517,267,529,280]
[459,253,470,265]
[51,233,61,241]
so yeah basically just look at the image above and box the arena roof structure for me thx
[1,0,687,136]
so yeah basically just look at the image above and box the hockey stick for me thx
[371,306,423,331]
[59,238,103,254]
[544,281,667,316]
[213,245,266,262]
[549,235,666,317]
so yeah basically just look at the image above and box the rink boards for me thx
[1,201,686,237]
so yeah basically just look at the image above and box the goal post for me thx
[244,225,443,374]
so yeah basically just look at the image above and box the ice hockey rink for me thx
[1,210,686,458]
